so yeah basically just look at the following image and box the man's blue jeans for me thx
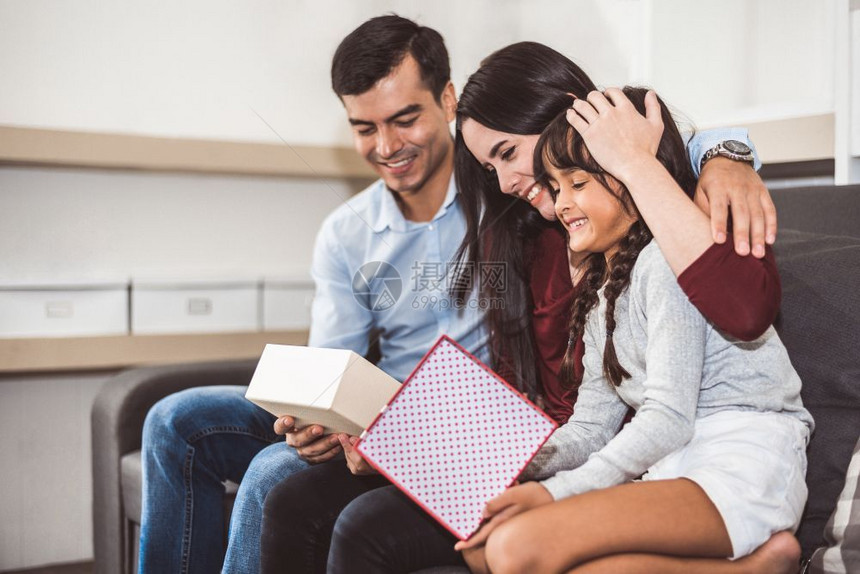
[139,385,309,574]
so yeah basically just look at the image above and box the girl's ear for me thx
[605,176,638,216]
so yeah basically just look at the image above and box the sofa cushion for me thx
[121,451,144,524]
[774,230,860,558]
[121,450,239,526]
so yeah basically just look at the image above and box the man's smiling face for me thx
[342,54,455,197]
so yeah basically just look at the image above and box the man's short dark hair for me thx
[331,15,451,102]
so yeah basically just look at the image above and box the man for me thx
[139,13,772,574]
[138,15,488,574]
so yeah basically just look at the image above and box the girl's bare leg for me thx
[462,547,489,574]
[567,531,801,574]
[483,478,732,574]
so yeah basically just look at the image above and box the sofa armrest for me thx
[91,358,257,574]
[92,359,258,458]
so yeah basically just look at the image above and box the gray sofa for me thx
[92,359,256,574]
[92,184,860,574]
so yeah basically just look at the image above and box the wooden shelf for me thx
[0,125,375,180]
[0,330,309,373]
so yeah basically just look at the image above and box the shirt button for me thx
[428,224,435,231]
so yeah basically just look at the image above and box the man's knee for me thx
[240,445,306,503]
[143,391,187,442]
[143,386,248,443]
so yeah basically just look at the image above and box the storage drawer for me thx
[131,279,260,334]
[0,281,129,338]
[262,278,314,331]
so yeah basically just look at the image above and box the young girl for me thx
[455,87,813,574]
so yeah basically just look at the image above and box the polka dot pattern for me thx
[357,336,557,539]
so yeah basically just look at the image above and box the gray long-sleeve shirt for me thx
[523,240,813,500]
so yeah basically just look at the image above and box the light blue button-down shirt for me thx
[309,175,490,382]
[686,127,761,178]
[308,129,759,383]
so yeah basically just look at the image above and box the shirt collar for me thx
[370,175,458,233]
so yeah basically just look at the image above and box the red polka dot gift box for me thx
[356,335,557,540]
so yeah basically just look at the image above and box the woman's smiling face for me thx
[461,119,558,221]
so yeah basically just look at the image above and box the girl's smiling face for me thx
[460,118,558,221]
[547,167,639,261]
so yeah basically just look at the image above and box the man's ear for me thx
[441,81,457,123]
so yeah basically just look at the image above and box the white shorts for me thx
[641,410,810,559]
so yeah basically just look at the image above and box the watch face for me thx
[723,140,752,155]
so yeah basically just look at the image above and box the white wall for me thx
[0,0,835,148]
[0,167,358,282]
[648,0,835,126]
[0,372,112,570]
[0,0,637,147]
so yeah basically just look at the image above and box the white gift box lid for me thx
[245,344,401,436]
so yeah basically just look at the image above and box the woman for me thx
[452,42,779,423]
[262,42,785,573]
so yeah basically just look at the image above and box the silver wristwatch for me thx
[700,140,755,171]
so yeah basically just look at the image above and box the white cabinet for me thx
[131,278,260,334]
[0,280,129,338]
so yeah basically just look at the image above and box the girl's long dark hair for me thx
[534,87,698,388]
[452,42,598,399]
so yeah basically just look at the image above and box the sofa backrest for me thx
[771,184,860,239]
[770,184,860,558]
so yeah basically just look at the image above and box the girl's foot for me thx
[738,531,802,574]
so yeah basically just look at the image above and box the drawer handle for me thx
[45,301,74,319]
[187,297,213,316]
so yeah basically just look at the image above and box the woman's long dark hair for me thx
[533,87,698,388]
[451,42,598,399]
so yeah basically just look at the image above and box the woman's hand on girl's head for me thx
[566,89,664,183]
[337,434,377,476]
[454,482,553,551]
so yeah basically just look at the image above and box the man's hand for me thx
[337,434,377,476]
[273,416,342,464]
[695,156,777,258]
[454,481,552,551]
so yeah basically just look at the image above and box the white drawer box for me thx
[0,282,129,338]
[132,279,260,335]
[262,278,315,331]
